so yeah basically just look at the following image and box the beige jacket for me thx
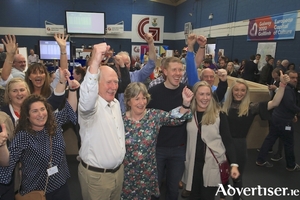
[182,113,227,190]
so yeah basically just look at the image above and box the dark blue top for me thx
[0,102,76,195]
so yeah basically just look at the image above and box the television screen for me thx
[39,40,71,60]
[66,11,105,35]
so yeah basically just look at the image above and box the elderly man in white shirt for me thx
[78,42,125,200]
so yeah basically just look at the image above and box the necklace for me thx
[129,110,146,122]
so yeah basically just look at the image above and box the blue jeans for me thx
[154,145,186,200]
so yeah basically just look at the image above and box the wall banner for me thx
[247,11,297,41]
[132,14,164,43]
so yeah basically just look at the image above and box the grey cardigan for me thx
[183,113,227,189]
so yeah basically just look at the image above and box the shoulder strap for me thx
[194,112,220,164]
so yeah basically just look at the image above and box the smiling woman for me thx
[121,82,193,199]
[25,63,51,98]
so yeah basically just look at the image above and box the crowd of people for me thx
[0,32,298,200]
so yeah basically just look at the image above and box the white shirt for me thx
[11,67,25,79]
[0,74,13,87]
[28,54,39,65]
[78,68,125,169]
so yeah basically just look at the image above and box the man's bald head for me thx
[98,65,119,102]
[200,68,215,86]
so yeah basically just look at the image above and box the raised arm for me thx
[79,43,110,113]
[67,75,80,112]
[214,69,228,102]
[186,34,199,86]
[132,33,156,82]
[146,33,156,62]
[267,71,290,110]
[195,35,207,68]
[54,33,69,70]
[1,35,18,81]
[179,86,194,114]
[0,124,9,166]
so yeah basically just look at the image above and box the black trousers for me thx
[232,138,248,200]
[189,161,217,200]
[257,118,296,169]
[45,183,70,200]
[0,181,14,200]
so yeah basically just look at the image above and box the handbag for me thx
[15,191,46,200]
[193,113,230,184]
[208,148,230,184]
[15,136,52,200]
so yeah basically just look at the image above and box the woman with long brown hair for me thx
[0,71,80,200]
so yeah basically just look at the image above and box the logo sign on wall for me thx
[132,14,164,43]
[247,11,297,41]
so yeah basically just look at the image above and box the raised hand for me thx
[58,68,71,83]
[143,33,154,44]
[114,55,125,68]
[1,35,18,55]
[182,86,194,106]
[90,43,110,69]
[68,78,80,90]
[187,34,197,48]
[216,69,227,82]
[196,35,207,47]
[54,33,69,48]
[0,124,8,147]
[279,70,290,85]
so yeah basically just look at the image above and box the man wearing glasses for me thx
[11,54,26,79]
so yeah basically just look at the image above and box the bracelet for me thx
[279,82,287,87]
[231,163,239,167]
[69,88,78,92]
[59,80,66,84]
[61,52,67,55]
[182,104,190,109]
[6,60,13,64]
[200,46,205,49]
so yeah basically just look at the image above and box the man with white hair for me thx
[277,59,289,73]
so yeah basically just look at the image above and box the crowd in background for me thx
[0,32,298,200]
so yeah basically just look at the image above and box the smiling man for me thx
[78,42,125,200]
[147,57,188,200]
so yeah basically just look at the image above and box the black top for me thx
[272,83,300,121]
[259,63,273,85]
[242,60,258,81]
[227,101,270,138]
[117,67,131,94]
[195,111,237,164]
[147,83,187,147]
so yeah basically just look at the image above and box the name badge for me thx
[285,126,291,131]
[47,166,58,176]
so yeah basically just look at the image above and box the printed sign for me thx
[247,11,297,41]
[132,14,164,43]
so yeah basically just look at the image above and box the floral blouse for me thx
[121,107,192,200]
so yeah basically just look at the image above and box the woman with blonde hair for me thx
[183,81,239,200]
[221,73,289,200]
[226,62,238,77]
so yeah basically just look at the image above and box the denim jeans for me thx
[153,145,186,200]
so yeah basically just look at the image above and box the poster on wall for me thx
[247,11,297,41]
[131,45,141,60]
[132,14,164,43]
[256,42,277,71]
